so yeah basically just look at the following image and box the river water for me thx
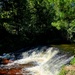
[0,46,74,75]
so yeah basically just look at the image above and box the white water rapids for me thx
[1,46,74,75]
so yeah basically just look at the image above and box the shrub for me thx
[70,57,75,65]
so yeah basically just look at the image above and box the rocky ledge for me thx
[64,65,75,71]
[0,61,36,75]
[63,65,75,75]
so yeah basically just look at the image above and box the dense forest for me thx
[0,0,75,53]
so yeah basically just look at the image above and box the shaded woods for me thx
[0,0,75,54]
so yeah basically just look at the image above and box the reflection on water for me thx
[0,46,74,75]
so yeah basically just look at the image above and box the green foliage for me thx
[0,0,56,51]
[1,0,75,41]
[51,0,75,42]
[52,20,68,30]
[70,57,75,65]
[0,0,75,51]
[59,69,75,75]
[59,68,66,75]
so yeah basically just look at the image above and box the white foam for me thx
[6,46,73,75]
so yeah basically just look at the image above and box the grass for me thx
[70,57,75,65]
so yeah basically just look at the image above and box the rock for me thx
[64,65,75,75]
[2,59,13,64]
[0,68,22,75]
[64,65,75,71]
[0,62,36,75]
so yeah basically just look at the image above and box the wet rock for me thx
[0,62,37,75]
[0,68,22,75]
[64,65,75,71]
[2,59,13,64]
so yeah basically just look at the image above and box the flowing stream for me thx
[0,46,74,75]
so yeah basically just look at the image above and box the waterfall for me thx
[2,46,74,75]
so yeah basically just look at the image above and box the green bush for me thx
[59,68,66,75]
[70,57,75,65]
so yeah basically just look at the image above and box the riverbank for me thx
[52,44,75,55]
[0,62,35,75]
[59,57,75,75]
[59,65,75,75]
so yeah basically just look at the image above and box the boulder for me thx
[2,59,13,64]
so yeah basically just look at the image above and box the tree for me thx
[0,0,55,46]
[0,0,75,51]
[51,0,75,42]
